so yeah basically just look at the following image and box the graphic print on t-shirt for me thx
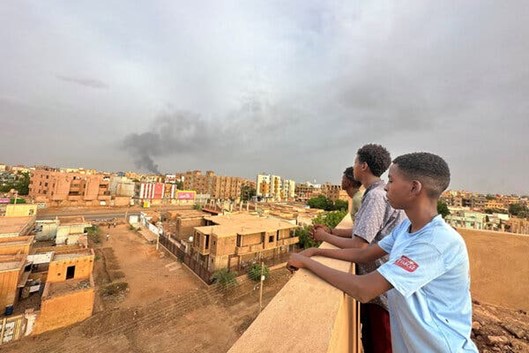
[394,255,419,272]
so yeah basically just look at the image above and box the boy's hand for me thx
[313,224,331,234]
[311,227,328,241]
[286,253,307,273]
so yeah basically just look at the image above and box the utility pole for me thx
[259,261,264,313]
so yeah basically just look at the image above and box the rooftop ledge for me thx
[228,214,361,353]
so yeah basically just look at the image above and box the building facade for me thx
[29,168,112,206]
[192,213,299,273]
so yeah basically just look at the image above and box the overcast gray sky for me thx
[1,1,528,194]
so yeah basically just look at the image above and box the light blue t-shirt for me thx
[377,215,478,353]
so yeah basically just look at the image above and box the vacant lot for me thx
[3,224,292,353]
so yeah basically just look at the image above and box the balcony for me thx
[235,245,250,255]
[277,236,299,246]
[228,215,361,353]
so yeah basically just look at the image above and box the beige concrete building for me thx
[178,170,253,201]
[32,248,95,335]
[0,216,36,238]
[0,256,27,312]
[192,213,298,273]
[321,182,348,202]
[29,168,112,206]
[295,182,322,202]
[5,204,38,217]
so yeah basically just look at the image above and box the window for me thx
[205,234,209,249]
[66,265,76,279]
[237,234,242,247]
[269,235,274,243]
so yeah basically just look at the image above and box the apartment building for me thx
[178,170,253,201]
[29,168,111,206]
[295,182,322,202]
[256,174,294,201]
[320,182,348,202]
[192,213,298,273]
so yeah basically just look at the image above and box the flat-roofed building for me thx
[5,204,38,217]
[0,236,34,256]
[0,216,36,238]
[32,248,95,335]
[0,255,26,310]
[192,213,298,273]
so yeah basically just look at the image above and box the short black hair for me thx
[392,152,450,198]
[343,167,362,188]
[356,144,391,177]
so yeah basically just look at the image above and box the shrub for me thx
[248,263,270,282]
[296,226,320,249]
[211,268,237,288]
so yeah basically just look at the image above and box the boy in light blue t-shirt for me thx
[288,152,478,352]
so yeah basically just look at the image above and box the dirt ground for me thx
[3,224,293,353]
[472,300,529,352]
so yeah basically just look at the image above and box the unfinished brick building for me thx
[192,213,299,273]
[29,168,111,206]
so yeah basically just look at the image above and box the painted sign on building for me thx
[177,191,196,200]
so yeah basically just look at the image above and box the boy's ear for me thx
[410,180,422,195]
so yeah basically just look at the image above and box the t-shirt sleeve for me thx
[353,191,387,243]
[378,226,397,253]
[377,242,445,298]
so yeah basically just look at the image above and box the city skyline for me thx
[1,2,529,195]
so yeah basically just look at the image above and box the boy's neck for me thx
[362,175,381,189]
[405,198,439,233]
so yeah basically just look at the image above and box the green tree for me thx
[437,201,450,219]
[0,172,30,195]
[333,199,349,211]
[295,226,320,249]
[509,203,529,218]
[248,263,270,282]
[307,195,333,211]
[241,185,256,201]
[312,210,348,229]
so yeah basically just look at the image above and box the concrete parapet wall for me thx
[459,228,529,312]
[228,241,360,353]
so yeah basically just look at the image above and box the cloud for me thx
[55,75,108,89]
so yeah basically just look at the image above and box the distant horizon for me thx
[2,159,526,197]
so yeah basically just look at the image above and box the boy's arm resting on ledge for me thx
[313,227,368,249]
[287,253,392,303]
[330,227,353,238]
[299,243,385,264]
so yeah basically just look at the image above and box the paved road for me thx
[37,211,140,221]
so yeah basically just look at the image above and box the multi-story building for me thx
[281,179,296,201]
[109,176,135,198]
[29,168,112,206]
[256,173,292,201]
[192,213,298,273]
[507,217,529,235]
[295,182,322,202]
[320,182,348,202]
[134,182,196,206]
[178,170,252,201]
